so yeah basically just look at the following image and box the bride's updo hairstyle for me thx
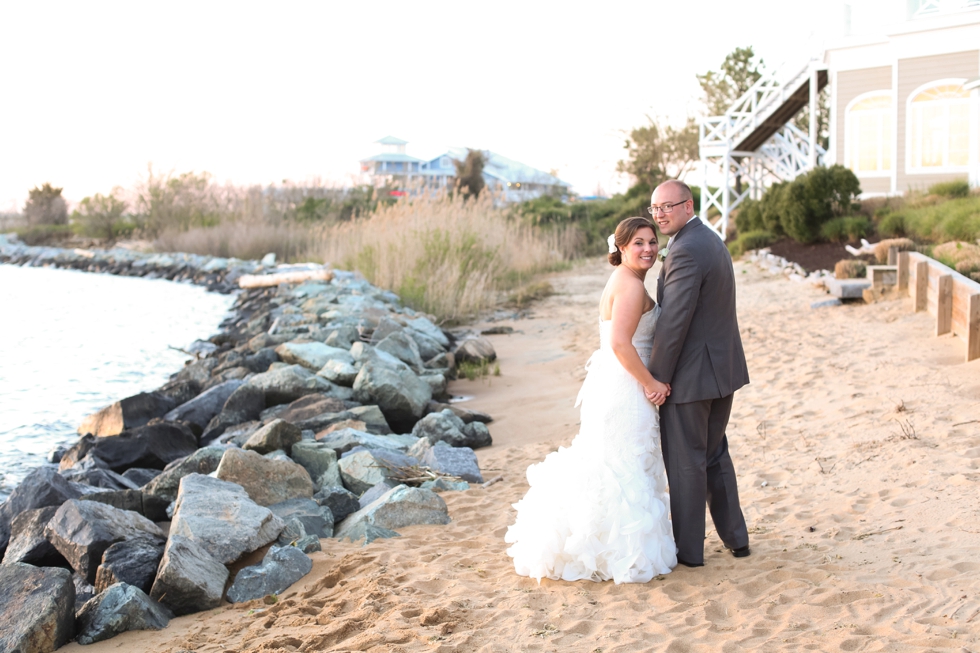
[608,216,656,266]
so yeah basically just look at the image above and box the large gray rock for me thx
[375,331,425,371]
[243,418,302,455]
[317,359,359,386]
[325,324,360,349]
[163,380,244,434]
[73,573,96,614]
[226,545,313,603]
[78,391,177,437]
[44,499,165,584]
[272,394,348,424]
[268,498,333,538]
[2,506,65,566]
[246,364,335,406]
[411,409,492,449]
[405,316,450,348]
[156,378,203,407]
[76,582,173,644]
[275,342,353,371]
[215,448,314,506]
[121,467,162,487]
[347,405,392,434]
[314,427,407,457]
[0,563,75,653]
[453,336,496,363]
[425,400,493,424]
[0,466,82,551]
[142,446,227,503]
[58,422,199,473]
[422,445,484,483]
[358,481,398,509]
[200,384,266,444]
[335,485,450,540]
[61,461,140,491]
[290,440,340,488]
[337,448,419,496]
[150,535,228,616]
[94,536,165,594]
[313,486,360,523]
[79,489,145,514]
[169,474,284,564]
[352,361,431,431]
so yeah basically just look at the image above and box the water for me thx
[0,265,234,501]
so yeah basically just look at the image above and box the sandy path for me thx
[69,257,980,652]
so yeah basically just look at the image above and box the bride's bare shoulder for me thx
[600,268,647,319]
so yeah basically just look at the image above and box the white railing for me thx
[911,0,980,18]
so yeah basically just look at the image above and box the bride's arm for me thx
[609,279,670,402]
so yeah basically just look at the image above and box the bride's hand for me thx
[644,380,670,406]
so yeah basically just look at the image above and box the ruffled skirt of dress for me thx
[504,347,677,584]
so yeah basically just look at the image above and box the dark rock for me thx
[80,489,145,514]
[296,534,321,553]
[335,485,450,540]
[226,545,313,603]
[243,418,302,455]
[94,536,165,594]
[168,474,284,564]
[60,465,139,491]
[74,572,96,612]
[121,468,162,487]
[313,486,360,522]
[405,316,450,348]
[412,409,492,449]
[78,392,177,437]
[325,325,360,349]
[150,534,228,616]
[453,336,496,363]
[318,358,359,386]
[44,499,165,584]
[156,379,202,407]
[0,466,82,551]
[358,481,398,509]
[2,506,66,566]
[75,582,173,644]
[142,447,227,503]
[163,380,244,435]
[405,329,446,361]
[274,394,348,424]
[58,422,198,473]
[215,448,314,507]
[425,400,493,424]
[200,384,267,443]
[375,331,425,371]
[421,445,484,483]
[352,361,431,432]
[46,445,68,464]
[242,346,279,373]
[337,448,419,496]
[268,498,333,539]
[290,440,340,488]
[246,364,335,407]
[0,563,75,652]
[173,357,218,386]
[346,405,392,434]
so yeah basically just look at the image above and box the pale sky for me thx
[1,0,873,211]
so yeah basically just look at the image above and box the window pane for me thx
[920,104,946,167]
[948,101,970,166]
[881,113,892,171]
[910,108,921,168]
[857,113,879,171]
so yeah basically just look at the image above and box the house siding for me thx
[896,50,979,191]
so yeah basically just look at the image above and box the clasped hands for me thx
[644,381,671,407]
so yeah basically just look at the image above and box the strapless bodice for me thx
[599,304,659,360]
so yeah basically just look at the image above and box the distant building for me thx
[825,1,980,193]
[359,137,570,202]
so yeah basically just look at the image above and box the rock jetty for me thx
[0,236,498,650]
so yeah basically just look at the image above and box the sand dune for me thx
[68,257,980,652]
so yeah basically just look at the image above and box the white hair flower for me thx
[607,234,617,254]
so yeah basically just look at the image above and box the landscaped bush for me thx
[932,241,980,278]
[819,216,872,243]
[878,196,980,243]
[927,179,970,199]
[15,223,73,245]
[727,230,775,257]
[779,165,862,244]
[873,238,916,263]
[876,211,908,237]
[834,259,867,279]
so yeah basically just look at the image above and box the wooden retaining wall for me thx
[898,251,980,362]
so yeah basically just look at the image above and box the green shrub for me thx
[734,198,764,233]
[927,179,970,199]
[778,165,862,243]
[877,211,907,237]
[727,230,774,257]
[834,259,866,279]
[71,193,128,240]
[15,223,73,245]
[820,216,872,243]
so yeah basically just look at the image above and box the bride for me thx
[505,216,677,583]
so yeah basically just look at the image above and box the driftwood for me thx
[238,268,334,289]
[370,459,465,487]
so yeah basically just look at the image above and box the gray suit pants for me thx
[660,394,748,565]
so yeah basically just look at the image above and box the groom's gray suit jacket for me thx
[649,217,749,403]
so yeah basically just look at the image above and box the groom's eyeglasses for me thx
[648,200,689,215]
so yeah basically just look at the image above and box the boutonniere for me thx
[658,247,669,261]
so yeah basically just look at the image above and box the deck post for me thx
[898,251,909,292]
[937,274,953,335]
[913,261,928,311]
[967,293,980,362]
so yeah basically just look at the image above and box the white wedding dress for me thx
[505,306,677,583]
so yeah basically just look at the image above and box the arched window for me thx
[846,91,893,175]
[907,79,970,171]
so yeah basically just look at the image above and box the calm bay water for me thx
[0,264,234,501]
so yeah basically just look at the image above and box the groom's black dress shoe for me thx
[729,545,751,558]
[676,558,704,568]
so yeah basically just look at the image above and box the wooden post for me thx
[898,251,909,292]
[937,274,953,335]
[968,293,980,362]
[913,261,928,311]
[888,246,898,266]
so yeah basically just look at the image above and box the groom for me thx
[647,179,750,567]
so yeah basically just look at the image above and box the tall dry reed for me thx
[154,221,312,261]
[309,192,569,322]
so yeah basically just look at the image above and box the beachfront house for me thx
[698,0,980,237]
[360,137,570,202]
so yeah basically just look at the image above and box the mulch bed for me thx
[767,238,874,273]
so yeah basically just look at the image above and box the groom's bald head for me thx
[651,180,695,236]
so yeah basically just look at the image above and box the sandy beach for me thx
[68,256,980,653]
